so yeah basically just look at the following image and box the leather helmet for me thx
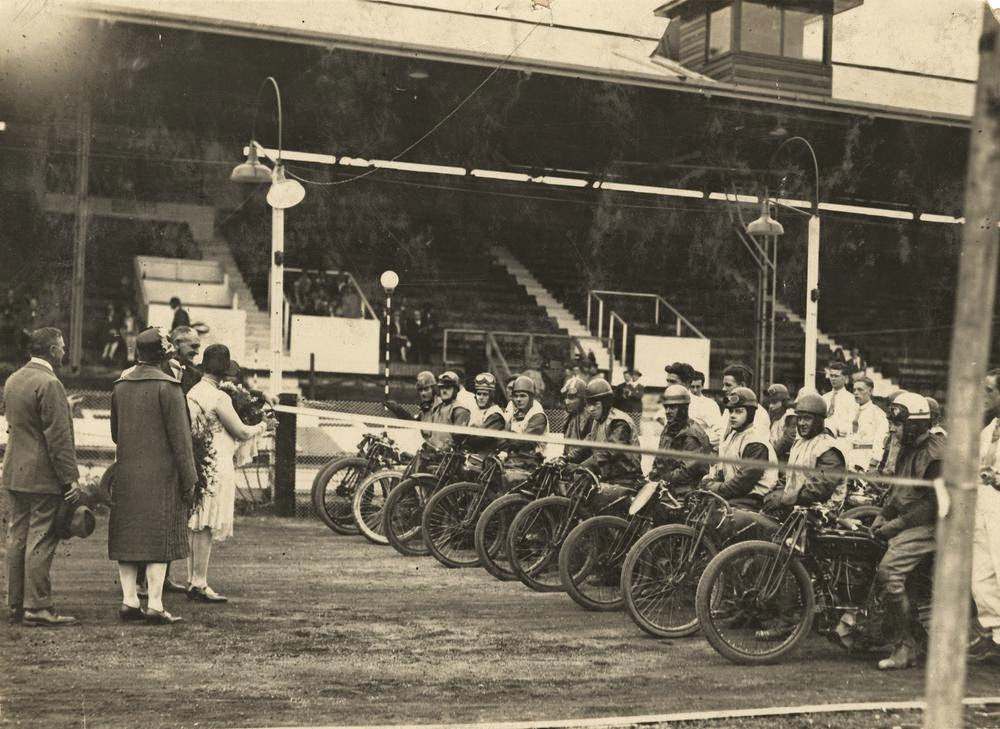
[890,391,930,422]
[416,371,436,389]
[585,377,614,402]
[794,391,827,418]
[511,375,536,395]
[725,386,758,410]
[561,376,587,397]
[473,372,497,393]
[437,371,461,389]
[661,384,691,405]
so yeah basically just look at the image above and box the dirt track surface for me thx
[3,517,1000,729]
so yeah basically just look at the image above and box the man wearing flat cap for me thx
[3,327,82,626]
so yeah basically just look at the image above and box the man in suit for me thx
[3,327,82,626]
[169,297,190,332]
[168,326,202,394]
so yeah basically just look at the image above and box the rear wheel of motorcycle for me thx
[507,495,575,593]
[383,476,436,556]
[696,540,814,665]
[475,494,527,582]
[352,469,400,545]
[311,456,366,535]
[559,515,629,612]
[422,481,485,568]
[622,524,719,638]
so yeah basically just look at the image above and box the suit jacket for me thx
[2,361,79,494]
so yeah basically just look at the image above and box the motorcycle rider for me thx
[871,391,942,671]
[576,378,644,496]
[385,370,439,459]
[561,376,592,464]
[764,383,797,460]
[462,372,507,454]
[648,384,711,497]
[703,387,778,509]
[720,364,770,438]
[497,375,550,483]
[761,390,847,522]
[426,371,473,452]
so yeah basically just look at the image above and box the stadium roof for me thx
[60,0,971,128]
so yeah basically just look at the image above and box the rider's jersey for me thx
[579,407,643,484]
[780,431,847,508]
[715,426,779,499]
[502,400,549,468]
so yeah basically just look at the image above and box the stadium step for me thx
[489,245,620,380]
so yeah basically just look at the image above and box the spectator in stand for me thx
[389,309,409,363]
[848,376,889,473]
[292,271,313,312]
[720,364,770,438]
[1,290,21,361]
[586,351,599,381]
[101,304,120,364]
[120,307,139,364]
[823,361,858,440]
[663,363,722,449]
[849,348,866,376]
[169,297,190,332]
[405,307,430,363]
[615,368,644,431]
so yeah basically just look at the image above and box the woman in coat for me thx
[108,328,197,625]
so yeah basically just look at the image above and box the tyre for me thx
[475,494,528,582]
[507,495,580,593]
[311,456,366,535]
[695,540,815,665]
[559,515,630,612]
[352,469,401,545]
[622,524,719,638]
[383,475,436,556]
[840,505,881,528]
[422,482,487,569]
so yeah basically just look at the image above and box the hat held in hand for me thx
[55,500,96,540]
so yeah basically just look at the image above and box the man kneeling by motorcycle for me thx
[573,377,644,505]
[870,391,942,671]
[649,384,711,497]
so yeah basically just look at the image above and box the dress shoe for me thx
[163,580,188,594]
[8,608,24,625]
[118,605,145,622]
[878,643,917,670]
[22,609,78,627]
[143,608,183,625]
[187,586,228,603]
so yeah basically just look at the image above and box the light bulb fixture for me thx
[746,199,785,237]
[230,141,272,183]
[266,164,305,209]
[380,270,400,292]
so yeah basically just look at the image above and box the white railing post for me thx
[586,293,592,334]
[598,298,605,339]
[654,297,660,326]
[676,316,682,337]
[622,320,628,371]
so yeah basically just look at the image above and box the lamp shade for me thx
[747,200,785,237]
[380,270,400,291]
[231,142,272,183]
[266,165,305,209]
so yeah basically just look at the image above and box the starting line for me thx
[246,696,1000,729]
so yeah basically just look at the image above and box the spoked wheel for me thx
[622,524,719,638]
[507,495,580,593]
[695,540,815,664]
[475,494,528,582]
[352,469,400,545]
[383,475,436,556]
[559,515,631,612]
[311,456,367,535]
[422,482,488,568]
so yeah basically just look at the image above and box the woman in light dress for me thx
[185,344,269,602]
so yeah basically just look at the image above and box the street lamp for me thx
[231,76,305,397]
[380,270,399,409]
[755,135,821,391]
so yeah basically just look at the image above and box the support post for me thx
[308,352,316,401]
[924,11,999,728]
[598,298,605,339]
[269,206,285,397]
[274,392,298,516]
[655,298,660,326]
[383,291,392,408]
[769,236,779,387]
[69,97,91,372]
[804,214,820,391]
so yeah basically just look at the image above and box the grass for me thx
[2,516,1000,729]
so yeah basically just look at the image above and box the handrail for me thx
[442,328,612,366]
[284,266,377,320]
[588,289,706,340]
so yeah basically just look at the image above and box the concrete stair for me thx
[490,245,619,380]
[197,237,271,371]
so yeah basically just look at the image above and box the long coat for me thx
[2,360,79,494]
[108,364,197,562]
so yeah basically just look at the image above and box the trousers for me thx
[973,485,1000,634]
[5,490,62,611]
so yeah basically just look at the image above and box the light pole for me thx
[751,135,820,391]
[230,76,305,397]
[380,270,399,409]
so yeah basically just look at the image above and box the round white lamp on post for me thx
[380,270,399,409]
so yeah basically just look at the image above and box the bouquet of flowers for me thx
[189,403,217,515]
[219,381,270,426]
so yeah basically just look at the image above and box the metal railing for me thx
[586,290,706,341]
[442,328,611,369]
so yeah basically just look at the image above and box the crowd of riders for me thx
[380,359,1000,671]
